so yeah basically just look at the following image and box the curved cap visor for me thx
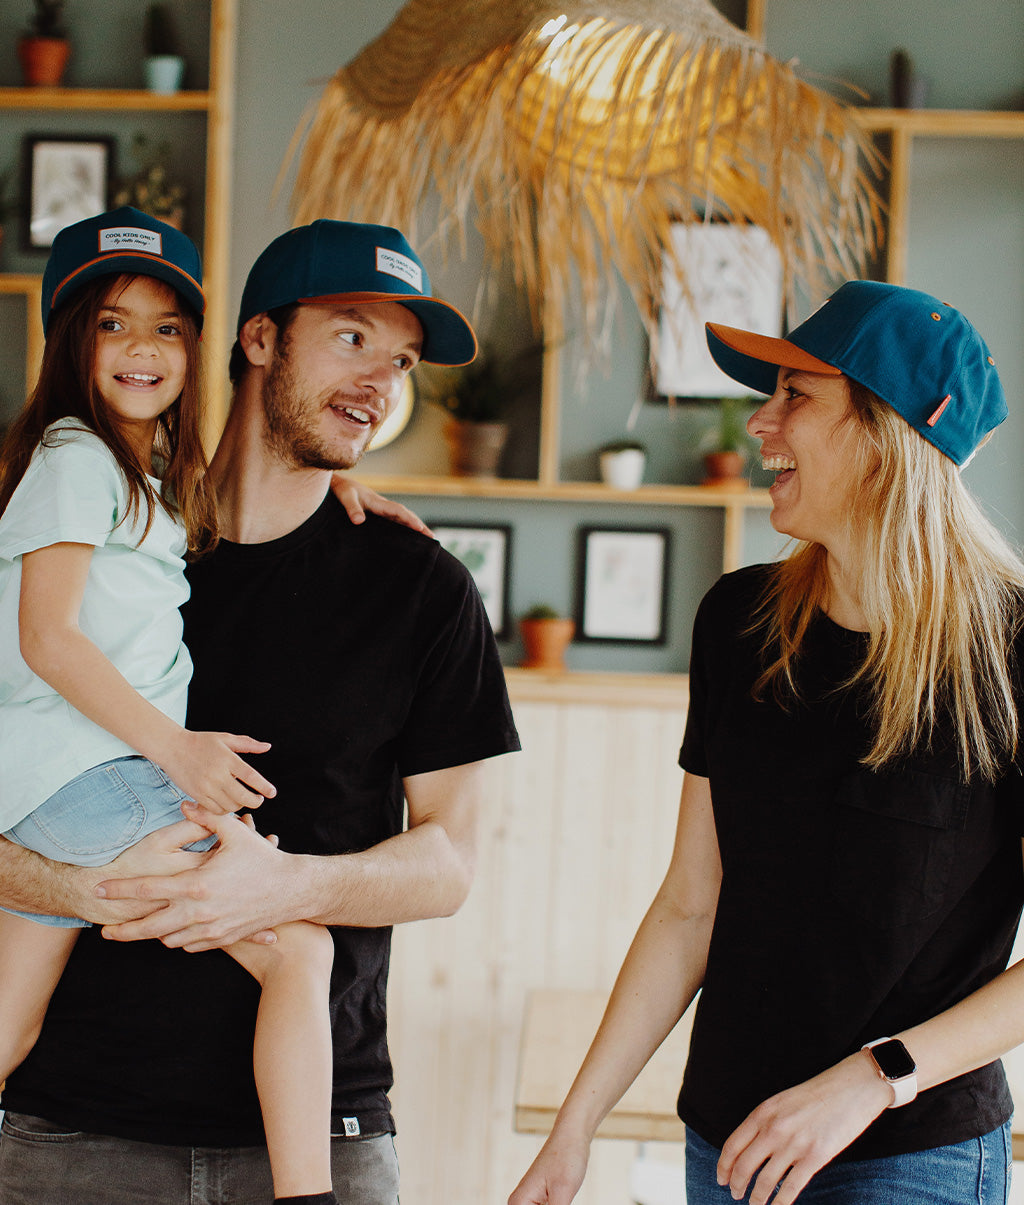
[705,323,841,396]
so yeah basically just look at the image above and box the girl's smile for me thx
[93,276,187,463]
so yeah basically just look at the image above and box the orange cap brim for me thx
[706,322,842,377]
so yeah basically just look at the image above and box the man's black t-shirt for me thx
[678,564,1024,1160]
[5,497,520,1145]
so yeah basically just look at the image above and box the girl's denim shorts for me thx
[2,756,213,928]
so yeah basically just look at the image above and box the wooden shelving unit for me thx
[363,103,1023,574]
[853,107,1024,286]
[0,0,236,446]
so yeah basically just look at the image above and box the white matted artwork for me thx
[655,223,783,398]
[576,527,669,645]
[25,136,113,250]
[431,523,511,639]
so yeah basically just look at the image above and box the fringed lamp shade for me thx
[291,0,883,360]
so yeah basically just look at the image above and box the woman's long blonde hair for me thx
[755,380,1024,782]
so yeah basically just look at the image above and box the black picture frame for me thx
[575,526,670,645]
[651,222,783,401]
[23,134,115,251]
[430,522,512,640]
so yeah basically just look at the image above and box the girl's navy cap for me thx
[41,206,205,332]
[236,220,478,367]
[706,280,1006,466]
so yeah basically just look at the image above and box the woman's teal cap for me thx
[706,280,1006,466]
[237,220,477,367]
[41,205,204,332]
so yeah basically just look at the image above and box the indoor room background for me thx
[0,1,1021,1202]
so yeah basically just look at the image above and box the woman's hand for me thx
[330,475,433,535]
[158,730,276,813]
[716,1052,893,1204]
[508,1128,591,1205]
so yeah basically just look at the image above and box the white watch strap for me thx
[862,1038,918,1108]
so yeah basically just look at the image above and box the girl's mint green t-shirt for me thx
[0,418,192,828]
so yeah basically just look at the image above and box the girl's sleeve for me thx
[0,436,122,562]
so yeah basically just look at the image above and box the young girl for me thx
[0,206,338,1205]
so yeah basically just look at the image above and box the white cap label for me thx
[376,246,422,292]
[99,227,163,255]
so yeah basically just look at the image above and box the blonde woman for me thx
[510,281,1024,1205]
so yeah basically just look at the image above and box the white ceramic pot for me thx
[599,448,646,490]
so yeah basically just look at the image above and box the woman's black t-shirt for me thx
[678,564,1024,1159]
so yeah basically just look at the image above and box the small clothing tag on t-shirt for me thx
[341,1117,360,1137]
[99,227,163,255]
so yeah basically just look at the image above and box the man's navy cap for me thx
[42,206,205,333]
[706,280,1006,466]
[236,220,478,367]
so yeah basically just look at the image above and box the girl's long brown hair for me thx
[0,274,217,557]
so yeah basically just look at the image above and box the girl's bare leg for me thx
[0,912,80,1082]
[228,921,336,1198]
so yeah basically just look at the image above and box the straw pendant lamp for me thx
[290,0,883,360]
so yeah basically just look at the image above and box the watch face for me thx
[871,1039,916,1079]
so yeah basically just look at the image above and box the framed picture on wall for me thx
[430,523,512,639]
[23,134,114,250]
[575,526,670,644]
[654,222,783,399]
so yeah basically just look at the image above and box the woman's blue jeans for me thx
[684,1122,1012,1205]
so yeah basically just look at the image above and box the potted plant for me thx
[143,3,185,94]
[702,396,750,487]
[113,134,186,228]
[598,438,647,490]
[519,604,575,671]
[432,343,539,479]
[17,0,70,87]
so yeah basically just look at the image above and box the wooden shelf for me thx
[0,86,212,111]
[850,107,1024,285]
[854,107,1024,138]
[504,668,688,708]
[362,474,772,508]
[363,475,772,572]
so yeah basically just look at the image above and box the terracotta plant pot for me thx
[444,417,509,479]
[519,617,575,671]
[702,449,746,487]
[18,36,70,86]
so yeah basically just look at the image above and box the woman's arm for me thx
[19,542,275,812]
[508,772,722,1205]
[716,837,1024,1205]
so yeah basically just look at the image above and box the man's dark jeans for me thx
[0,1112,400,1204]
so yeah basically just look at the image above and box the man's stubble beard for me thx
[261,342,370,471]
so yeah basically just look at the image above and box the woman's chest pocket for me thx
[830,765,969,928]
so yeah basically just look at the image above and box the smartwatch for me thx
[861,1037,918,1107]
